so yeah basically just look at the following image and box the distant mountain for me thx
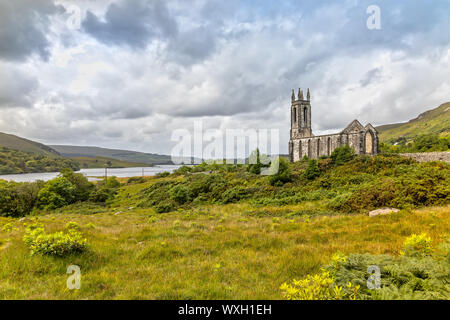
[50,145,173,165]
[377,102,450,143]
[0,132,60,157]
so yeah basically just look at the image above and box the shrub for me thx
[330,145,355,166]
[269,158,292,186]
[38,177,76,210]
[221,186,252,204]
[89,177,121,203]
[155,201,175,213]
[23,223,88,256]
[170,185,189,204]
[401,233,433,257]
[155,171,170,178]
[280,271,360,300]
[0,180,43,217]
[305,159,320,180]
[66,221,81,230]
[127,176,146,184]
[60,168,94,202]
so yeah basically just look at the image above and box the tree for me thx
[305,159,320,180]
[60,168,94,202]
[331,145,355,165]
[38,177,76,209]
[269,157,292,186]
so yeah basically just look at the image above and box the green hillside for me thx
[0,147,79,175]
[0,132,60,157]
[73,156,149,168]
[50,145,173,165]
[377,102,450,143]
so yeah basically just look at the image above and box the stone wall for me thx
[399,152,450,163]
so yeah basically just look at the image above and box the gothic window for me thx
[327,137,331,156]
[304,107,307,124]
[293,107,297,123]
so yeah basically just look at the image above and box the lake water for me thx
[0,165,183,182]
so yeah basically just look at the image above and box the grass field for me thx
[0,203,448,299]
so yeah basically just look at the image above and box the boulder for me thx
[368,208,399,217]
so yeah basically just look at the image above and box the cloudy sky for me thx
[0,0,449,156]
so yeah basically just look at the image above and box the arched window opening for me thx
[304,107,307,124]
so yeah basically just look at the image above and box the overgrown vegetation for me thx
[282,233,449,300]
[0,169,121,216]
[136,152,449,214]
[380,134,450,154]
[0,147,79,174]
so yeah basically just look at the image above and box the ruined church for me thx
[289,88,379,162]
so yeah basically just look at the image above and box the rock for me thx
[368,208,399,217]
[18,217,30,222]
[114,211,123,216]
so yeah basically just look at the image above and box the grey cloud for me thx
[0,64,38,108]
[360,68,383,87]
[0,0,62,61]
[82,0,178,49]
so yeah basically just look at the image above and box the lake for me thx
[0,165,183,182]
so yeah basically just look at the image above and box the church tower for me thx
[290,88,312,139]
[289,88,313,162]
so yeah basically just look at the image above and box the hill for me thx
[377,102,450,143]
[73,156,149,169]
[0,147,79,174]
[50,145,173,165]
[0,132,60,157]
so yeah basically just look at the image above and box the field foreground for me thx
[0,204,448,299]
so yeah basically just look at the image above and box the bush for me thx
[221,186,252,204]
[305,159,320,180]
[60,168,94,201]
[38,177,76,210]
[170,185,189,204]
[89,177,121,203]
[127,176,146,184]
[155,201,175,213]
[331,145,355,166]
[23,223,88,256]
[401,233,433,257]
[0,180,43,217]
[155,171,170,178]
[269,158,292,186]
[280,270,360,300]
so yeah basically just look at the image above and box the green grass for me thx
[0,204,448,299]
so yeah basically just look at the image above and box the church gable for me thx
[341,119,365,133]
[364,123,378,133]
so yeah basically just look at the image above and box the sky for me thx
[0,0,449,156]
